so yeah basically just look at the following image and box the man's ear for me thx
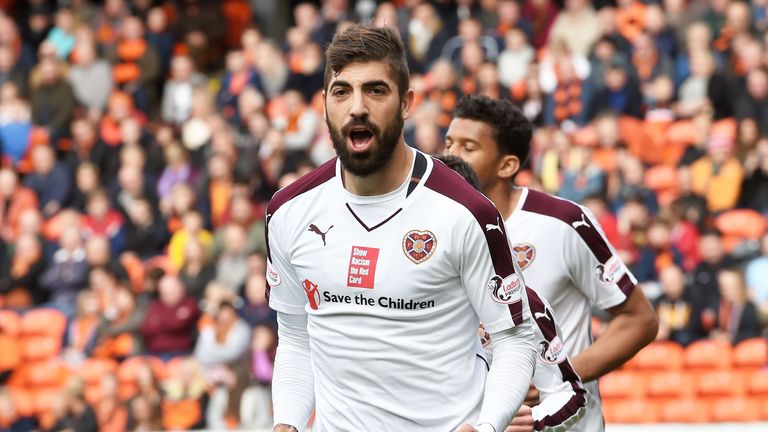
[322,90,327,119]
[401,88,415,120]
[497,154,520,181]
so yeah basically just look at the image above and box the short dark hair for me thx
[435,155,481,190]
[324,24,409,99]
[452,95,532,167]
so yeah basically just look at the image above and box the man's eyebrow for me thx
[329,81,352,89]
[362,80,391,89]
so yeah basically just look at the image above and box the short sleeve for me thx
[565,207,637,310]
[460,213,528,334]
[266,215,308,315]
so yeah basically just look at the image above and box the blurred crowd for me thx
[0,0,767,430]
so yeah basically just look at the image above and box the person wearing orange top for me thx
[0,168,38,243]
[690,134,744,212]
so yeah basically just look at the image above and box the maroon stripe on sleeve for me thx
[617,273,636,297]
[522,190,613,263]
[425,161,516,277]
[526,287,558,342]
[533,382,587,431]
[425,161,522,323]
[265,157,337,261]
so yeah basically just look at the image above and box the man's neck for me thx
[485,182,523,221]
[342,141,413,196]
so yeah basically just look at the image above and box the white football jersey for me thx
[267,149,530,431]
[505,188,637,432]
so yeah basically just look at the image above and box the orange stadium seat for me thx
[20,335,62,361]
[117,356,167,400]
[21,360,70,388]
[746,368,768,396]
[734,338,768,370]
[646,371,696,399]
[0,310,21,336]
[603,398,659,423]
[710,397,763,422]
[80,358,119,385]
[696,370,747,398]
[684,339,733,370]
[715,209,767,253]
[8,388,35,418]
[32,387,62,416]
[0,334,20,372]
[599,370,646,400]
[20,308,67,338]
[628,341,684,371]
[658,398,711,423]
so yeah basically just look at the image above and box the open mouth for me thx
[347,127,374,153]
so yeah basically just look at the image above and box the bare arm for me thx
[571,288,658,382]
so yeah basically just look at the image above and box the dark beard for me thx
[327,111,403,177]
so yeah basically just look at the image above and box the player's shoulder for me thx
[521,189,589,231]
[266,157,337,219]
[424,156,500,224]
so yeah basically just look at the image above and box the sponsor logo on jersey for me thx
[489,274,522,304]
[347,246,380,289]
[595,254,624,285]
[511,243,536,270]
[538,335,564,364]
[307,223,333,246]
[402,230,436,264]
[303,279,321,310]
[266,260,281,287]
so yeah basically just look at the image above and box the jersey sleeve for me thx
[526,288,587,432]
[564,207,637,310]
[266,213,308,315]
[460,211,528,334]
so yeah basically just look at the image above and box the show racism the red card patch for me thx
[347,246,379,289]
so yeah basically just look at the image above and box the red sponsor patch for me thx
[303,279,320,310]
[402,230,437,264]
[347,246,379,289]
[512,243,536,270]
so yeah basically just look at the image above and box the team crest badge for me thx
[402,230,437,264]
[512,243,536,270]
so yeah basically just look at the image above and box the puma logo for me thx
[534,311,550,321]
[308,224,333,246]
[485,217,503,234]
[572,214,590,230]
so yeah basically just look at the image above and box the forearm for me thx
[572,305,657,382]
[477,320,537,432]
[272,312,314,431]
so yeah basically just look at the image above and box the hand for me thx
[273,424,298,432]
[455,424,478,432]
[524,384,540,406]
[505,405,534,432]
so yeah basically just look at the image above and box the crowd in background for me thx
[0,0,767,430]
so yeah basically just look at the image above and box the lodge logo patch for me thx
[489,274,523,305]
[402,230,436,264]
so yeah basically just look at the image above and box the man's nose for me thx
[349,90,368,118]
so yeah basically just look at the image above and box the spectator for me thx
[441,18,500,70]
[168,211,213,271]
[0,82,32,166]
[745,233,768,323]
[0,388,37,432]
[737,68,768,134]
[497,28,534,89]
[107,15,161,115]
[215,224,250,293]
[252,41,288,99]
[711,268,761,345]
[145,7,174,75]
[654,265,700,346]
[126,394,162,432]
[80,189,125,255]
[195,301,251,428]
[0,233,45,308]
[548,0,600,57]
[157,144,196,204]
[123,198,168,260]
[24,144,71,218]
[161,358,208,430]
[217,50,263,123]
[558,145,605,202]
[46,378,98,432]
[240,325,276,429]
[39,225,89,316]
[690,133,744,212]
[676,49,716,118]
[113,164,157,218]
[239,273,276,329]
[161,55,206,125]
[62,289,100,366]
[85,235,128,283]
[690,230,727,316]
[95,373,128,432]
[140,275,201,359]
[0,168,38,243]
[45,8,77,60]
[68,40,113,114]
[586,57,643,120]
[404,3,450,74]
[30,56,76,141]
[274,89,321,154]
[0,44,28,96]
[69,162,100,212]
[739,136,768,213]
[179,237,217,300]
[91,285,146,359]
